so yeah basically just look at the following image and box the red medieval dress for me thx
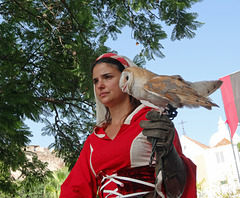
[60,104,196,198]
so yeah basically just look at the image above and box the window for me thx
[216,151,224,163]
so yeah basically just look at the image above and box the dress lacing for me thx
[97,165,156,198]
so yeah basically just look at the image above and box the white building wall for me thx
[180,135,240,197]
[204,144,240,196]
[180,136,206,159]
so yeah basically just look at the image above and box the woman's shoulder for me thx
[125,104,153,124]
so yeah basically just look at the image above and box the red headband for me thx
[96,53,130,68]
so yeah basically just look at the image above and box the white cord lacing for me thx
[100,173,155,198]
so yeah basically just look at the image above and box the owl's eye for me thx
[126,76,129,81]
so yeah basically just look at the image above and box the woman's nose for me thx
[96,79,105,89]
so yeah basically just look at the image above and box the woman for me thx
[60,53,196,198]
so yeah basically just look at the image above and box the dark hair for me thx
[91,57,125,73]
[92,57,141,126]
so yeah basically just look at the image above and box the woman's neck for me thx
[108,97,132,125]
[104,103,132,139]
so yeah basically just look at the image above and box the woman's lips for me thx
[100,92,108,97]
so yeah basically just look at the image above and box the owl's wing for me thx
[143,75,205,107]
[144,75,219,109]
[143,75,185,102]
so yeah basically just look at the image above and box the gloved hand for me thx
[140,110,175,158]
[140,110,186,198]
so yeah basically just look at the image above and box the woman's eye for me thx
[93,79,98,84]
[105,75,112,79]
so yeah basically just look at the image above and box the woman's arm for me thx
[60,138,98,198]
[140,110,197,198]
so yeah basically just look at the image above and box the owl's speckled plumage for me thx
[119,67,223,110]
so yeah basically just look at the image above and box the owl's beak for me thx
[121,83,127,92]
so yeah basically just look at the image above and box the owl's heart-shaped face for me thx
[119,70,133,94]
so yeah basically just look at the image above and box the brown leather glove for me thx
[140,110,186,198]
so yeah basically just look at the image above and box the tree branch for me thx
[60,0,92,47]
[37,97,95,116]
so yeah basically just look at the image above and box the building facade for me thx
[180,117,240,197]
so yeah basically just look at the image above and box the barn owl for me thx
[119,66,223,111]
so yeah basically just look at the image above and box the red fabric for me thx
[220,75,239,138]
[59,139,98,198]
[96,53,130,68]
[60,105,196,197]
[97,166,155,198]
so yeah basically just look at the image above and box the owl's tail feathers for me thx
[199,100,219,110]
[190,80,223,97]
[182,96,219,110]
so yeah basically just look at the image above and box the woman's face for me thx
[92,63,129,108]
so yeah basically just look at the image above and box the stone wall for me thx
[11,145,65,180]
[25,145,65,171]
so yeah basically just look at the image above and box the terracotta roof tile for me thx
[184,135,210,149]
[214,138,231,147]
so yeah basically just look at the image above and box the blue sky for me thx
[29,0,240,147]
